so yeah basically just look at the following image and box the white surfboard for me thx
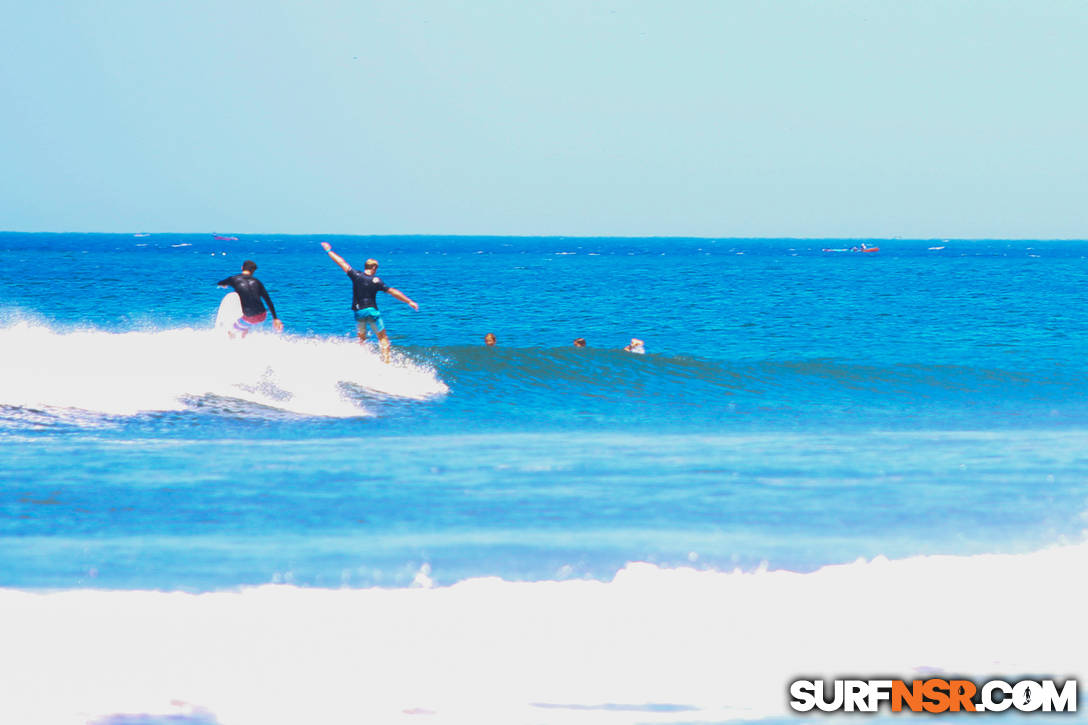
[215,292,242,333]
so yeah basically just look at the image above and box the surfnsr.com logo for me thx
[789,679,1077,713]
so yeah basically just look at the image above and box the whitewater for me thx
[3,545,1087,724]
[0,321,447,418]
[2,233,1087,724]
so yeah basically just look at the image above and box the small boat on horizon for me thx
[821,243,880,253]
[212,234,238,241]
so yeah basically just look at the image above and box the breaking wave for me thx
[0,321,447,418]
[2,543,1085,725]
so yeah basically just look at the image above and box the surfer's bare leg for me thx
[230,318,250,340]
[376,330,392,364]
[354,315,390,362]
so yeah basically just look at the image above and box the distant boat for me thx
[133,233,150,238]
[821,243,879,253]
[212,234,238,241]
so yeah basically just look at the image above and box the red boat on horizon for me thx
[821,243,880,253]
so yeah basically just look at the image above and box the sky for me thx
[2,0,1086,237]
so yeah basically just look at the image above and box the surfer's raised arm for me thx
[320,242,352,273]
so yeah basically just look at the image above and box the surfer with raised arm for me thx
[320,242,419,363]
[217,260,283,338]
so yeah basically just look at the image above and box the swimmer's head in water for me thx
[484,333,497,346]
[242,260,257,273]
[364,259,379,272]
[573,338,586,347]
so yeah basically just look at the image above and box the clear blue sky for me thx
[2,1,1085,237]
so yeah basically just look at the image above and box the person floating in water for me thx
[573,338,586,348]
[484,333,497,346]
[320,242,418,363]
[623,338,645,354]
[217,260,283,338]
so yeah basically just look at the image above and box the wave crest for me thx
[2,543,1085,725]
[0,322,447,418]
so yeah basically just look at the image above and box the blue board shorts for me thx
[354,307,385,335]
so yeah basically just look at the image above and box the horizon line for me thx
[2,231,1087,242]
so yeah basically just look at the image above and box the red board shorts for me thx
[233,311,267,333]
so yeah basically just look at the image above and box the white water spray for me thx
[0,321,447,418]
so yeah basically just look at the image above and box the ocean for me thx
[0,232,1085,724]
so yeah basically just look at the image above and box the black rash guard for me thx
[218,274,278,318]
[347,268,389,310]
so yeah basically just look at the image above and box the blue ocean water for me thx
[4,233,1088,725]
[2,233,1086,591]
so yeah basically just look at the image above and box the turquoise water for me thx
[3,234,1087,724]
[1,233,1087,589]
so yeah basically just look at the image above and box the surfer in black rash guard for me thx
[320,242,418,363]
[217,260,284,338]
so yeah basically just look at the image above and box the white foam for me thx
[2,543,1084,724]
[0,321,447,418]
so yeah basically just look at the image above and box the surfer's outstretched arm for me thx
[387,287,419,311]
[320,242,352,273]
